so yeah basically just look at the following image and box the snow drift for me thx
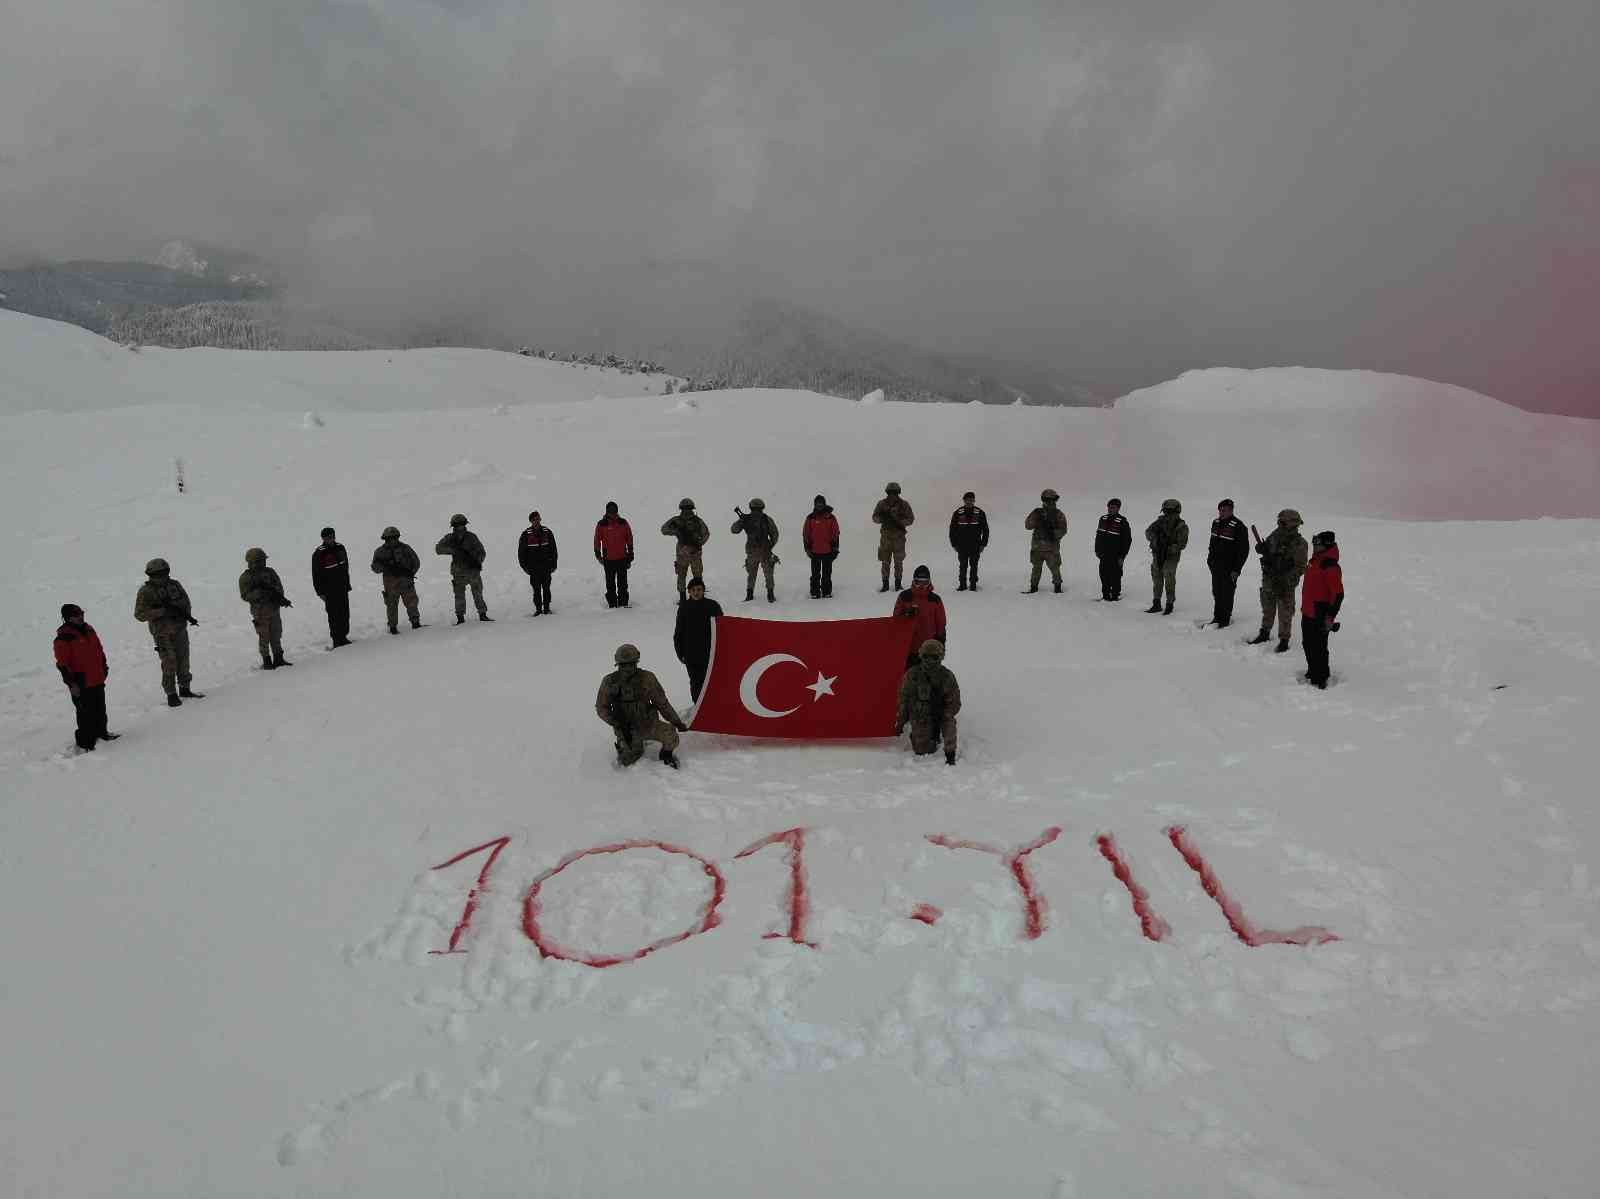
[3,310,1599,1198]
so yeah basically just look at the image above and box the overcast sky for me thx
[2,0,1595,413]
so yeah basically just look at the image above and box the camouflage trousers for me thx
[614,716,680,765]
[1029,547,1063,589]
[878,530,907,585]
[149,622,192,697]
[382,574,421,628]
[451,569,487,618]
[250,603,284,659]
[745,548,776,594]
[909,715,957,757]
[674,544,704,598]
[1260,584,1297,641]
[1150,556,1179,604]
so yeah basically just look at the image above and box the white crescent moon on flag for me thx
[739,653,807,718]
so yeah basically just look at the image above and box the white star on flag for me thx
[805,671,837,701]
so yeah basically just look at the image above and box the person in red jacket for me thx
[593,500,635,608]
[802,494,841,599]
[54,603,118,751]
[1300,531,1344,689]
[892,564,947,667]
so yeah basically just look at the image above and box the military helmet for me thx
[679,497,695,510]
[381,526,400,540]
[450,513,468,526]
[919,639,945,660]
[244,547,267,564]
[1277,508,1303,526]
[144,558,170,576]
[749,497,765,510]
[1161,498,1182,513]
[614,643,641,666]
[1041,488,1060,502]
[885,481,902,494]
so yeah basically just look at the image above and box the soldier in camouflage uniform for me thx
[134,558,205,706]
[238,547,293,669]
[661,498,710,603]
[731,498,780,603]
[1145,499,1189,613]
[595,643,688,768]
[872,482,915,592]
[435,514,492,624]
[371,526,423,634]
[1250,508,1309,651]
[1024,488,1069,593]
[896,639,961,765]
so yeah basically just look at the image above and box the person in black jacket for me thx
[517,511,559,615]
[311,527,353,646]
[948,491,990,591]
[1205,499,1251,627]
[672,577,723,702]
[1093,499,1132,600]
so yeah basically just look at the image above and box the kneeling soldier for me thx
[596,643,688,769]
[896,638,961,765]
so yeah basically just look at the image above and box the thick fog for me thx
[1,0,1594,413]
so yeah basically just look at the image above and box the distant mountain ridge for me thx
[0,249,1101,405]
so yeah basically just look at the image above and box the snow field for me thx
[3,313,1599,1196]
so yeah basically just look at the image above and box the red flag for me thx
[689,616,915,739]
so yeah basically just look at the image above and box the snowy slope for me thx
[0,309,675,415]
[3,312,1600,1197]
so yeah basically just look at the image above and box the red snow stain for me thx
[429,835,511,954]
[909,903,943,925]
[1165,825,1338,948]
[1096,833,1170,942]
[522,840,727,968]
[926,826,1063,940]
[735,827,817,948]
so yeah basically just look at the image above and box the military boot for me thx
[455,614,465,625]
[178,686,204,698]
[1054,581,1063,594]
[389,624,400,635]
[1163,600,1173,615]
[1146,600,1162,613]
[659,747,680,769]
[478,611,493,622]
[945,750,956,766]
[167,694,182,708]
[766,587,776,604]
[261,651,275,670]
[1248,628,1271,644]
[272,652,292,667]
[894,572,903,590]
[1275,638,1290,653]
[744,587,755,602]
[411,617,423,629]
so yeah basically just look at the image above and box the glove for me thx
[187,617,200,627]
[624,553,634,566]
[1328,621,1340,633]
[595,552,604,563]
[894,722,906,736]
[69,683,82,699]
[673,721,688,733]
[1230,571,1239,583]
[281,599,293,608]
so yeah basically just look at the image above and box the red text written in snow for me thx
[421,827,1339,967]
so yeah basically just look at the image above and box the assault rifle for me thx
[734,507,779,564]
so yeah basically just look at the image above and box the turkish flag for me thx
[689,616,915,739]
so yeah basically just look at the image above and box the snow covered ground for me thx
[3,310,1599,1197]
